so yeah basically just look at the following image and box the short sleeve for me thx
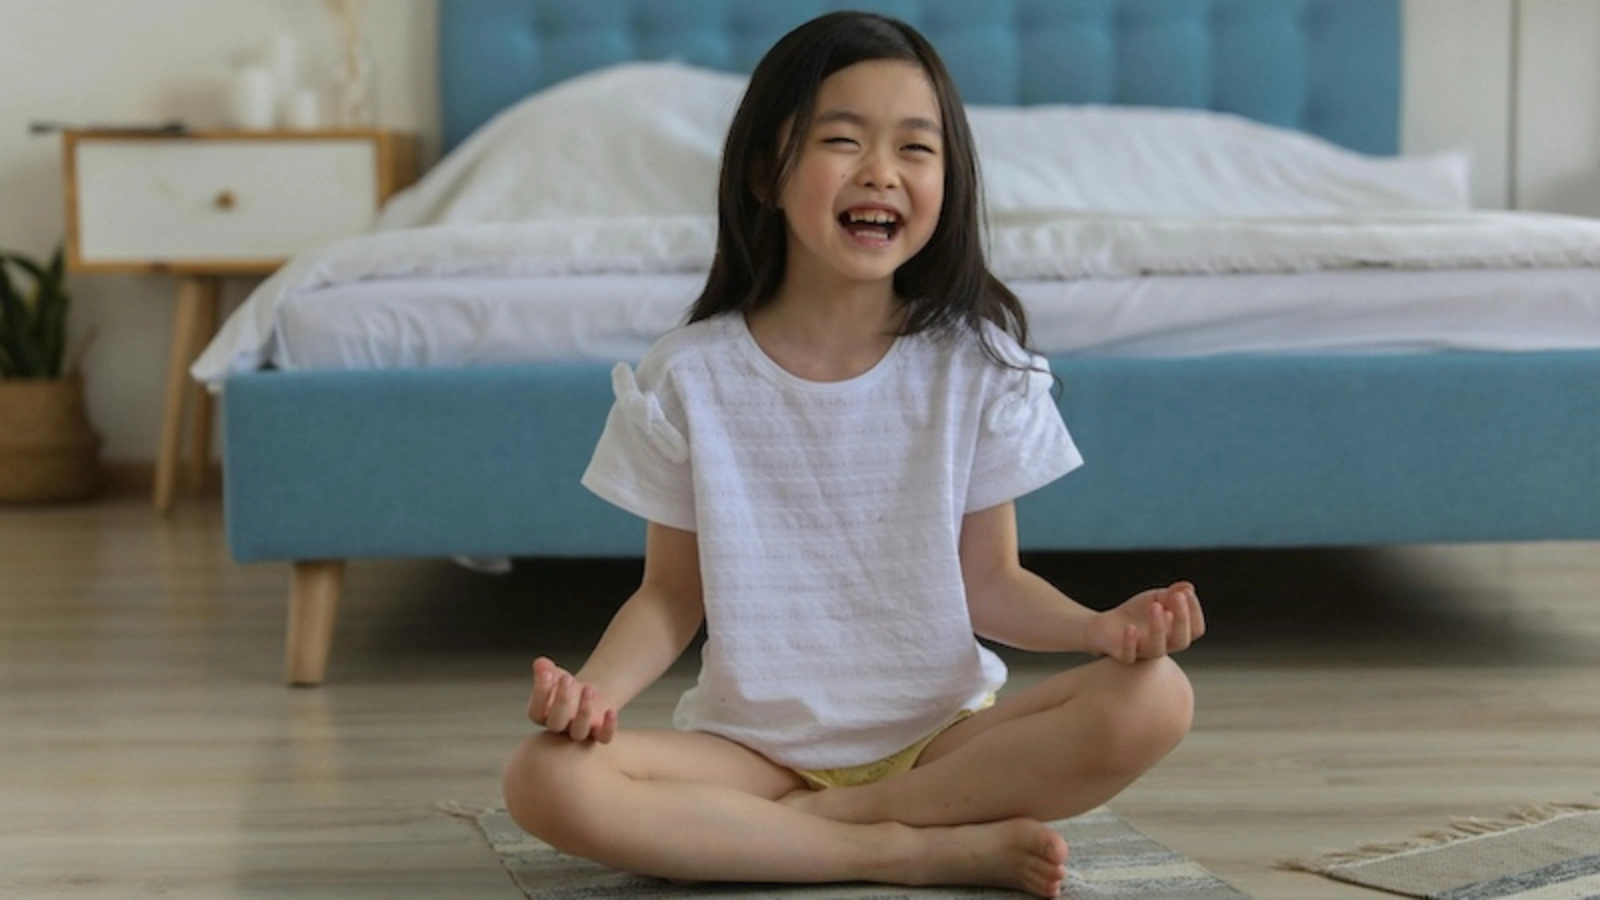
[580,362,697,531]
[965,356,1084,513]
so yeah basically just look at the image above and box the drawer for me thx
[70,138,382,270]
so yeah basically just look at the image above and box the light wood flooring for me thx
[3,496,1598,899]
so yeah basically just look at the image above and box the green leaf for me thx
[6,253,48,284]
[0,259,40,377]
[42,287,67,375]
[51,243,69,374]
[0,246,70,378]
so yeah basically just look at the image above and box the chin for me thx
[829,250,908,280]
[832,265,901,286]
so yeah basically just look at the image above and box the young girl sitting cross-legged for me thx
[501,11,1204,898]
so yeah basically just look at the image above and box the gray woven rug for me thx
[1284,803,1600,899]
[445,803,1247,898]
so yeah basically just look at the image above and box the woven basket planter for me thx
[0,375,101,503]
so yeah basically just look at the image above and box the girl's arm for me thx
[959,502,1095,652]
[959,502,1204,659]
[530,522,704,742]
[574,521,705,708]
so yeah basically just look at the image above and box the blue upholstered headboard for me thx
[439,0,1400,156]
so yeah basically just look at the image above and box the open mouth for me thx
[838,208,901,243]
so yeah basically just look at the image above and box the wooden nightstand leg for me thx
[185,278,222,496]
[155,278,205,514]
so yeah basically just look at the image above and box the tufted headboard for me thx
[440,0,1399,156]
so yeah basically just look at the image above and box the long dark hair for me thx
[686,11,1031,367]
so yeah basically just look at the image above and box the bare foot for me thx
[901,818,1068,898]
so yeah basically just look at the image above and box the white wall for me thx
[0,0,1596,463]
[1402,0,1515,209]
[0,0,437,463]
[1515,0,1600,214]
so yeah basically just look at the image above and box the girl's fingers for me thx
[1166,593,1192,650]
[1144,603,1170,657]
[570,686,594,741]
[540,672,563,723]
[1104,583,1202,662]
[541,675,565,730]
[529,664,556,724]
[547,676,580,733]
[528,660,614,742]
[1187,591,1207,640]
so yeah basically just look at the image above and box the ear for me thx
[750,183,783,212]
[748,160,777,209]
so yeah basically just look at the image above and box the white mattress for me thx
[272,267,1600,372]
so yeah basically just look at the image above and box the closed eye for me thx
[822,137,859,146]
[904,143,937,154]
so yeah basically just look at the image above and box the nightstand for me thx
[62,129,417,512]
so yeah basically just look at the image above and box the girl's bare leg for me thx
[785,656,1194,826]
[502,726,1068,897]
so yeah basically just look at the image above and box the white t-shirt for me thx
[581,312,1082,769]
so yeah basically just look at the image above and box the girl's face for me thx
[775,59,945,296]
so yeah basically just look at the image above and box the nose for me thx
[856,148,898,190]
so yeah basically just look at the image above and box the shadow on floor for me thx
[339,546,1595,680]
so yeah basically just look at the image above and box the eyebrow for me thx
[815,109,942,136]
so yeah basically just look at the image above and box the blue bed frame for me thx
[221,0,1600,684]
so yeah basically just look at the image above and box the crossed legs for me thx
[784,656,1194,826]
[500,657,1192,897]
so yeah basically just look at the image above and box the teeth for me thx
[845,209,898,225]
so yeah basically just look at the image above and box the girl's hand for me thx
[1086,581,1205,663]
[528,656,618,743]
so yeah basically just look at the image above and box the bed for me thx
[198,0,1600,685]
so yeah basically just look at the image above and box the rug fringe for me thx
[1278,801,1600,873]
[436,799,493,821]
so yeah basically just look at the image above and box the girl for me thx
[502,11,1202,898]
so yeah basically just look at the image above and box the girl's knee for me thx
[1088,657,1194,769]
[502,732,594,841]
[1137,657,1195,730]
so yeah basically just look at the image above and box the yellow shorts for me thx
[794,695,996,790]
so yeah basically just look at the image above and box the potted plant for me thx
[0,243,100,502]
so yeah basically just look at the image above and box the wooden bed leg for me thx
[286,560,345,687]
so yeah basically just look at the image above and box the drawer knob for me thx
[213,190,237,211]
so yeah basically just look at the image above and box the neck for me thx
[760,268,901,347]
[745,275,905,383]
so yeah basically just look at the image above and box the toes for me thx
[1037,829,1068,866]
[1026,864,1065,898]
[1027,830,1067,896]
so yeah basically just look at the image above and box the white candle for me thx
[266,34,299,97]
[284,88,321,130]
[228,65,276,130]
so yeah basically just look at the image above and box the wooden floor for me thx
[3,496,1598,900]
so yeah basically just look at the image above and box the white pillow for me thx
[970,104,1472,219]
[377,62,744,229]
[380,62,1471,228]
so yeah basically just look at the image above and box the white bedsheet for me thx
[191,210,1600,386]
[257,267,1600,374]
